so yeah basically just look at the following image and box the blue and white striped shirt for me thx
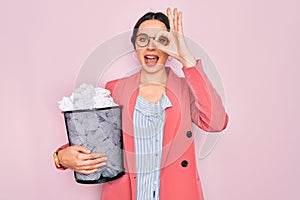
[133,93,172,200]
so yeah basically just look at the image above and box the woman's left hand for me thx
[154,7,197,68]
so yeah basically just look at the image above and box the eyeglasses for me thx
[135,33,170,47]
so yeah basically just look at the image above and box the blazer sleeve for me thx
[105,79,118,96]
[54,143,69,170]
[182,59,229,132]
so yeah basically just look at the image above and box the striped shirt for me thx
[133,93,172,200]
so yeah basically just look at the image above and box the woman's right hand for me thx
[57,146,107,174]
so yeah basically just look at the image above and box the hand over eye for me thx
[154,7,196,68]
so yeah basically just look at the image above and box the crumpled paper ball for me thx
[58,83,117,111]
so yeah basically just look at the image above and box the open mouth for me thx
[144,55,159,67]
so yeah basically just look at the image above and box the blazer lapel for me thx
[111,72,140,200]
[161,67,182,168]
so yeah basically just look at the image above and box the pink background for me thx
[1,0,299,199]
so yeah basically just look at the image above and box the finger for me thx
[152,31,171,51]
[77,168,99,175]
[85,156,108,166]
[173,8,178,32]
[72,146,90,154]
[90,152,106,159]
[153,40,178,59]
[178,11,183,34]
[152,40,165,52]
[166,7,174,30]
[78,152,107,161]
[155,29,170,40]
[79,159,107,170]
[74,156,107,169]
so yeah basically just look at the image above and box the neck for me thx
[140,68,168,85]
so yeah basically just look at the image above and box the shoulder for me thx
[105,71,140,94]
[166,67,189,88]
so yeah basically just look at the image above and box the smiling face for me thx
[135,19,169,75]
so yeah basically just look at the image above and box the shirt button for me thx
[186,131,192,138]
[181,160,189,167]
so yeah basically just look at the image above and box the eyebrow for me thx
[137,32,154,37]
[137,28,166,34]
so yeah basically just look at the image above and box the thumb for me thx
[153,39,179,59]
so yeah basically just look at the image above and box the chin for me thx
[141,63,166,73]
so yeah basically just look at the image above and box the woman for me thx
[54,7,228,200]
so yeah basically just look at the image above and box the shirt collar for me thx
[135,93,172,116]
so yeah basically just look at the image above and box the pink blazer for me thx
[100,60,229,200]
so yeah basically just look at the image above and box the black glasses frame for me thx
[135,33,170,47]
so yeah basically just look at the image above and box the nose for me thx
[147,37,156,49]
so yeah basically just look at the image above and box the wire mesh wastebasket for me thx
[63,106,125,184]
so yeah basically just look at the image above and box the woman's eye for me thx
[139,37,147,42]
[158,38,165,43]
[158,36,169,45]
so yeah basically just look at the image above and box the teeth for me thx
[145,55,157,59]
